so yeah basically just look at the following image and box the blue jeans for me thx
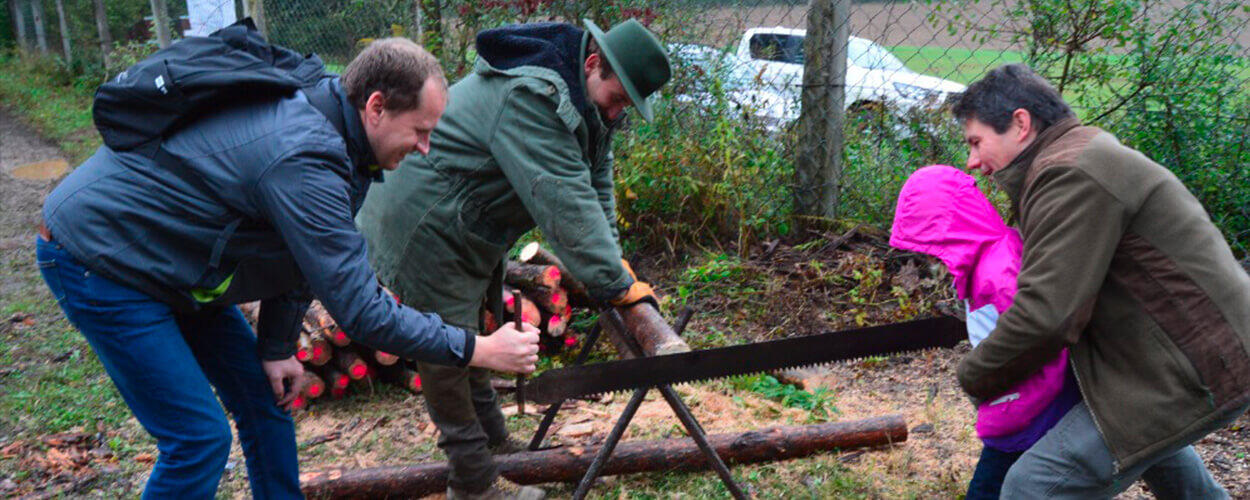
[967,446,1024,499]
[36,237,301,499]
[1002,401,1243,499]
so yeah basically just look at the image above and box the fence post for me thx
[418,0,442,60]
[54,0,70,65]
[30,0,48,53]
[11,0,29,50]
[412,0,421,42]
[244,0,266,38]
[148,0,171,48]
[92,0,111,71]
[793,0,849,224]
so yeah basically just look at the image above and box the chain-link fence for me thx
[3,0,1249,255]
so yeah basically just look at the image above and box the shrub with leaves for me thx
[930,0,1250,255]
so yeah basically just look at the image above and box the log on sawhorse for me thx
[299,414,909,499]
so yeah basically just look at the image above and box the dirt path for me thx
[0,108,63,292]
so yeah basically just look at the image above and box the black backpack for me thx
[93,18,337,157]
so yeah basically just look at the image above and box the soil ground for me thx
[1,107,1248,498]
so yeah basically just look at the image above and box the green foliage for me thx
[930,0,1250,256]
[106,36,161,73]
[2,0,170,77]
[615,88,796,253]
[0,50,100,162]
[670,252,758,308]
[840,105,968,227]
[730,373,839,422]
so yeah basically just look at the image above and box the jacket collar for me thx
[992,117,1081,216]
[332,80,382,179]
[476,22,590,117]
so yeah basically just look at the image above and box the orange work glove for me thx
[611,259,659,308]
[620,259,639,280]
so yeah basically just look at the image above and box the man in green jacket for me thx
[357,19,671,498]
[951,64,1250,497]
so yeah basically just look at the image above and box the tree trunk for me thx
[29,0,47,53]
[11,0,28,50]
[244,0,265,38]
[92,0,111,71]
[301,415,908,499]
[793,0,849,224]
[148,0,171,48]
[53,0,69,65]
[418,0,441,60]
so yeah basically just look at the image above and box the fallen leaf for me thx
[40,431,89,448]
[0,441,24,457]
[7,313,32,324]
[134,453,155,464]
[892,260,922,293]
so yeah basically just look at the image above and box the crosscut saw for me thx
[526,316,966,405]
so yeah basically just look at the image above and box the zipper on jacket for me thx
[1070,355,1121,473]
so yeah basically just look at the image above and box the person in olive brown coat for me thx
[951,63,1250,498]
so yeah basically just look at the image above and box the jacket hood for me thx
[476,23,590,117]
[890,165,1021,311]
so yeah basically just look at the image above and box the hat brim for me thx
[583,18,653,122]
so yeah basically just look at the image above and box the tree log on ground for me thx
[302,415,908,499]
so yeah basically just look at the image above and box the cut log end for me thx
[519,242,542,263]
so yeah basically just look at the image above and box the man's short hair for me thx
[585,37,616,79]
[341,38,445,112]
[951,64,1076,134]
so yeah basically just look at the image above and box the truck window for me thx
[748,34,804,64]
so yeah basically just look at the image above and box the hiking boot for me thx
[488,436,528,455]
[446,477,546,500]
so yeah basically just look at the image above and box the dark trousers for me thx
[36,237,301,499]
[415,361,510,493]
[967,446,1025,499]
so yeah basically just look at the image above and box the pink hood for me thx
[890,165,1070,441]
[889,165,1022,314]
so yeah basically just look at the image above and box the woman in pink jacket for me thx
[890,165,1081,499]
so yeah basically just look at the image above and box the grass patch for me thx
[890,44,1026,85]
[0,52,100,163]
[729,373,839,422]
[0,276,130,437]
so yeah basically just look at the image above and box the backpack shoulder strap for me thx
[302,82,348,139]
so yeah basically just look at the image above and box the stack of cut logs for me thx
[238,243,589,410]
[238,300,423,411]
[489,242,593,355]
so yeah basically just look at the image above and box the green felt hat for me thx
[583,18,672,121]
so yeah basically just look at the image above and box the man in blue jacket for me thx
[35,38,539,499]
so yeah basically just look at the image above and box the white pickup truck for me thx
[670,27,966,130]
